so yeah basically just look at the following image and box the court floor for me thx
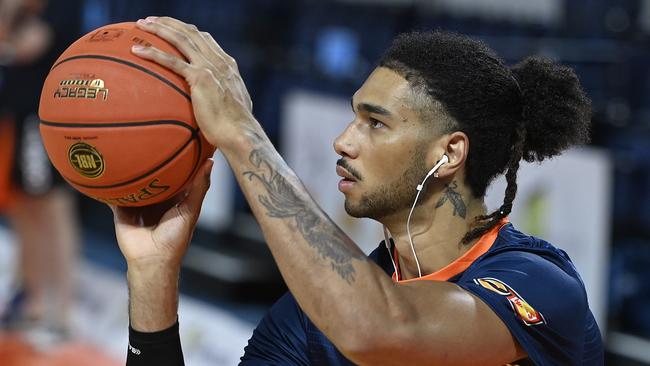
[0,334,119,366]
[0,226,256,366]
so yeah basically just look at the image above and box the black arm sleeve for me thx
[126,321,184,366]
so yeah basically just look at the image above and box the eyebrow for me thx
[351,98,392,116]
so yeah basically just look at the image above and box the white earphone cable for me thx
[405,155,448,279]
[406,186,425,278]
[383,226,399,281]
[381,155,447,280]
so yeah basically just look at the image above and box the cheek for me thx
[363,143,416,182]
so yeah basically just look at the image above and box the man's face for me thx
[334,67,436,220]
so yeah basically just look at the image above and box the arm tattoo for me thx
[435,181,467,218]
[242,148,366,284]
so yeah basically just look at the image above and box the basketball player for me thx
[0,0,81,347]
[114,17,604,365]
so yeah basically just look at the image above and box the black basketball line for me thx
[163,133,203,202]
[61,135,203,205]
[41,119,196,132]
[44,55,208,198]
[65,133,197,189]
[51,54,190,100]
[41,120,204,192]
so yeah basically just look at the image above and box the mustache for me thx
[336,159,363,181]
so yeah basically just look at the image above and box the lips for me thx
[336,165,357,181]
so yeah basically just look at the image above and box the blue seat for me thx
[606,134,650,232]
[609,238,650,338]
[288,2,402,84]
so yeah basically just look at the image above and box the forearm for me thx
[127,264,180,332]
[220,126,403,347]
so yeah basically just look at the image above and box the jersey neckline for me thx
[392,218,510,283]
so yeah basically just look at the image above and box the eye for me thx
[369,118,385,129]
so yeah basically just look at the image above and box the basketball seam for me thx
[164,133,203,203]
[40,119,196,131]
[50,54,191,100]
[45,54,207,204]
[65,132,198,189]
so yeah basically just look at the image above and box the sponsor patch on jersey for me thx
[474,277,546,326]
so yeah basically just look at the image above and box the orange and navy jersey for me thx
[241,222,604,365]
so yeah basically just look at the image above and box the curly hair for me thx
[379,31,591,244]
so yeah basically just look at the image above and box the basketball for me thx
[38,22,215,207]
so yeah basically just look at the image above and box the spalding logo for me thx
[68,142,105,178]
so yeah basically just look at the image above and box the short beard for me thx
[344,146,430,220]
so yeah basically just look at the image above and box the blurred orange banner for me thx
[0,116,15,211]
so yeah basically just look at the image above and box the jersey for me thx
[126,222,604,365]
[241,222,604,365]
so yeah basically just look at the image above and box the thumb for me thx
[109,203,141,227]
[177,158,214,224]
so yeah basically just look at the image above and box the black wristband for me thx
[127,320,184,366]
[129,321,179,344]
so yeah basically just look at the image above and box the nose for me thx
[333,122,359,159]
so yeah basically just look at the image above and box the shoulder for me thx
[462,225,589,325]
[455,224,601,364]
[475,223,584,289]
[464,248,588,322]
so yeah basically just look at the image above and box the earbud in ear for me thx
[426,155,449,178]
[432,155,449,178]
[417,154,449,191]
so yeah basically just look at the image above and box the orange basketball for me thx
[38,22,215,207]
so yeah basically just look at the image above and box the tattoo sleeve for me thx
[435,181,467,219]
[242,148,367,284]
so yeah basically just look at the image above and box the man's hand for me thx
[132,16,257,150]
[112,159,213,270]
[111,159,213,331]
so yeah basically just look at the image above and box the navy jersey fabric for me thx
[241,223,603,365]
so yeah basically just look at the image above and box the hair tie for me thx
[499,203,513,215]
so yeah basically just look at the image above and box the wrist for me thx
[218,123,268,157]
[126,255,182,274]
[127,266,180,332]
[209,116,263,152]
[127,263,181,282]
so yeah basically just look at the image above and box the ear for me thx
[429,131,469,179]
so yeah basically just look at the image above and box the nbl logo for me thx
[68,142,105,179]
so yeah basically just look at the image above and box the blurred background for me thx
[0,0,648,364]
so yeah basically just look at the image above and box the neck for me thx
[381,180,487,280]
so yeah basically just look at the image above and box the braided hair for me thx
[379,31,591,244]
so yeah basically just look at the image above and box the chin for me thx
[343,200,367,218]
[344,199,386,220]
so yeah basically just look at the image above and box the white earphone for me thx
[417,154,449,192]
[385,154,449,280]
